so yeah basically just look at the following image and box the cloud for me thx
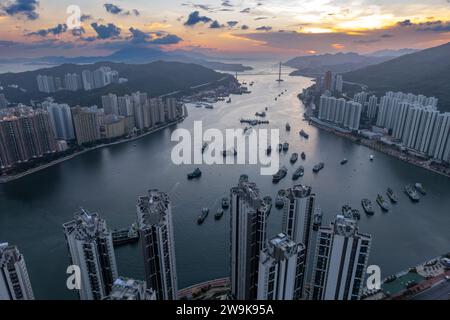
[397,19,413,27]
[80,14,93,22]
[91,22,121,39]
[209,20,224,29]
[104,3,140,16]
[27,24,68,37]
[256,26,272,31]
[71,27,85,37]
[149,34,183,45]
[0,0,39,20]
[227,21,239,27]
[397,19,450,32]
[353,39,381,44]
[221,0,233,7]
[241,24,249,30]
[128,27,182,45]
[254,17,268,21]
[240,8,251,13]
[184,11,212,26]
[381,34,394,38]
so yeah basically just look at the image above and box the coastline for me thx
[0,118,184,184]
[306,116,450,178]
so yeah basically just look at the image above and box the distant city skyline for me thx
[0,0,450,58]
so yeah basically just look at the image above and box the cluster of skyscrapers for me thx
[36,67,121,93]
[0,94,8,109]
[318,95,362,131]
[1,176,372,301]
[0,93,185,170]
[315,71,343,93]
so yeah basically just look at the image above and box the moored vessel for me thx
[313,162,325,173]
[386,188,398,203]
[272,166,288,183]
[275,190,286,209]
[292,166,304,180]
[197,208,209,224]
[405,184,420,202]
[361,199,375,215]
[187,168,202,179]
[290,153,298,164]
[376,194,390,211]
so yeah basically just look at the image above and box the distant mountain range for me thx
[367,48,418,58]
[0,47,253,73]
[345,42,450,112]
[0,61,235,107]
[284,52,393,75]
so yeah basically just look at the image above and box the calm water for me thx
[1,63,449,299]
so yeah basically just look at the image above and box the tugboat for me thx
[266,145,272,155]
[272,166,288,183]
[197,208,209,224]
[313,162,325,173]
[405,184,420,202]
[301,152,306,160]
[376,194,390,212]
[286,123,291,131]
[290,153,298,164]
[282,142,289,151]
[414,183,426,195]
[299,129,309,139]
[278,143,283,152]
[222,197,230,209]
[340,159,348,165]
[292,166,304,180]
[386,188,398,203]
[275,190,286,209]
[214,209,224,220]
[187,168,202,179]
[361,199,375,215]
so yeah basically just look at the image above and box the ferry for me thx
[376,194,390,211]
[214,209,224,220]
[222,197,230,209]
[386,188,398,203]
[290,153,298,164]
[299,129,309,139]
[275,190,286,209]
[187,168,202,180]
[361,199,375,215]
[286,123,291,131]
[415,183,426,195]
[405,184,420,202]
[313,162,325,173]
[301,152,306,160]
[282,142,289,151]
[197,208,209,224]
[272,166,288,183]
[292,166,304,180]
[340,159,348,165]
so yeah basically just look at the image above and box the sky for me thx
[0,0,449,59]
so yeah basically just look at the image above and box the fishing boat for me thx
[222,197,230,209]
[386,188,398,203]
[290,153,298,164]
[275,190,286,209]
[292,166,304,180]
[299,129,309,139]
[405,184,420,202]
[415,183,426,195]
[214,209,224,220]
[376,194,390,211]
[272,166,288,183]
[313,162,324,173]
[197,208,209,224]
[340,159,348,165]
[187,168,202,180]
[361,199,375,215]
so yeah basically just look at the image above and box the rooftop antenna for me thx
[276,62,284,83]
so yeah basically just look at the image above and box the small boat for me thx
[274,97,278,101]
[414,183,426,195]
[272,166,288,183]
[255,111,266,117]
[301,152,306,160]
[370,155,374,161]
[266,145,272,155]
[278,143,283,152]
[290,153,298,164]
[187,168,202,179]
[282,142,289,151]
[340,159,348,165]
[226,98,231,103]
[286,123,291,131]
[342,204,352,217]
[292,166,304,180]
[197,208,209,224]
[405,184,420,202]
[275,190,286,209]
[313,162,324,173]
[361,199,375,215]
[386,188,398,203]
[222,197,230,209]
[204,105,214,109]
[214,209,224,220]
[299,129,309,139]
[376,194,390,211]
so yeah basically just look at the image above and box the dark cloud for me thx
[209,20,224,29]
[104,3,140,16]
[381,34,394,38]
[80,14,93,22]
[91,23,121,39]
[241,24,249,30]
[72,27,86,37]
[26,24,68,37]
[184,11,212,26]
[397,19,450,32]
[354,39,381,44]
[397,19,413,27]
[128,27,182,45]
[227,21,239,27]
[240,8,251,13]
[222,0,233,7]
[0,0,39,20]
[150,34,183,45]
[254,17,268,21]
[256,26,272,31]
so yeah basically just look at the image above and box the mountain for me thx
[345,42,450,112]
[367,48,418,58]
[0,47,253,73]
[284,52,392,76]
[0,61,236,107]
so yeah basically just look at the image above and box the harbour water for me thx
[0,63,449,299]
